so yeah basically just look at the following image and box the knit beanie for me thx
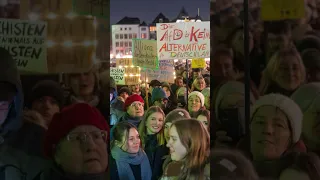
[291,82,320,112]
[29,80,64,108]
[44,103,109,158]
[251,94,303,143]
[188,91,205,107]
[215,81,254,118]
[124,94,144,111]
[151,87,168,104]
[165,108,191,123]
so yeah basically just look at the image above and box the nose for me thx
[262,122,274,136]
[83,136,97,151]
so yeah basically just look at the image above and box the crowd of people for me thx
[211,0,320,179]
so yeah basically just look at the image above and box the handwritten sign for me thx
[156,22,210,60]
[116,58,133,66]
[132,39,158,69]
[191,58,206,68]
[261,0,305,20]
[0,18,47,73]
[110,67,125,85]
[141,60,175,83]
[125,76,140,85]
[125,67,140,75]
[72,0,109,18]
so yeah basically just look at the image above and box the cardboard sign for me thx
[72,0,109,18]
[110,67,125,85]
[116,58,133,66]
[156,22,210,60]
[261,0,305,20]
[132,39,159,69]
[191,58,206,68]
[141,60,175,83]
[0,18,48,73]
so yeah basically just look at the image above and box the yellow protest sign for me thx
[261,0,305,20]
[125,76,140,85]
[116,58,133,66]
[191,58,206,68]
[125,67,140,75]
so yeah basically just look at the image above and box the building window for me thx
[115,34,119,39]
[129,34,132,39]
[124,34,128,39]
[120,28,122,30]
[129,27,132,30]
[141,33,147,39]
[133,33,137,38]
[149,26,156,32]
[124,42,128,47]
[120,42,123,47]
[120,50,124,54]
[120,34,123,39]
[116,42,119,47]
[129,41,132,47]
[125,28,127,30]
[141,27,146,31]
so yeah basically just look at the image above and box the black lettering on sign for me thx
[133,39,157,68]
[15,59,29,67]
[0,21,46,36]
[1,46,42,59]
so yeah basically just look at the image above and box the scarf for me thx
[71,95,100,107]
[122,113,142,128]
[111,146,152,180]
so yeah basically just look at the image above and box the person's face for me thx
[162,87,171,98]
[121,92,129,100]
[118,128,140,154]
[164,122,172,142]
[31,96,60,125]
[167,125,187,161]
[193,72,201,79]
[275,56,302,91]
[267,33,290,54]
[212,55,234,79]
[176,79,183,87]
[154,98,168,110]
[127,101,144,117]
[232,30,254,55]
[188,95,201,112]
[132,85,140,92]
[146,112,164,134]
[197,115,208,130]
[195,79,206,90]
[70,72,95,97]
[54,125,108,175]
[250,106,291,161]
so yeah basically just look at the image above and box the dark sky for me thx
[110,0,210,25]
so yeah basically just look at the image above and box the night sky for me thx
[110,0,210,25]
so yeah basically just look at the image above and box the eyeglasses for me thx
[66,131,107,144]
[130,102,144,108]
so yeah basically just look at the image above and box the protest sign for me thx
[141,60,175,83]
[72,0,109,18]
[156,22,210,60]
[261,0,305,20]
[110,67,125,85]
[191,58,206,68]
[0,18,47,73]
[132,39,159,69]
[125,76,140,85]
[125,66,140,75]
[116,58,133,66]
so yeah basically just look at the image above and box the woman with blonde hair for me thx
[161,119,210,180]
[138,106,168,180]
[259,47,306,96]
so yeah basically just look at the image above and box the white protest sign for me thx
[132,39,158,69]
[156,22,210,60]
[110,67,125,85]
[0,18,47,73]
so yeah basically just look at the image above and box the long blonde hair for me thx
[138,106,166,148]
[259,47,306,95]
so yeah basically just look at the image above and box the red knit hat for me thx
[44,103,109,158]
[124,94,144,111]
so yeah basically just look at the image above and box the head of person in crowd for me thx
[118,87,131,102]
[124,94,145,118]
[212,47,237,83]
[109,77,117,102]
[301,48,320,82]
[149,80,161,94]
[182,70,190,80]
[192,76,206,91]
[175,76,184,88]
[291,83,320,152]
[250,94,303,161]
[227,26,254,57]
[27,80,64,128]
[0,47,23,139]
[197,109,210,132]
[188,91,205,116]
[151,87,168,110]
[67,67,100,106]
[260,47,306,96]
[264,21,292,59]
[138,106,165,148]
[44,103,109,175]
[131,84,141,94]
[176,87,188,108]
[164,109,190,142]
[111,121,152,179]
[162,82,172,99]
[201,87,210,109]
[211,148,259,180]
[167,119,210,179]
[192,68,201,79]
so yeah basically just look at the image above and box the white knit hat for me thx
[251,94,303,143]
[188,91,205,107]
[291,83,320,112]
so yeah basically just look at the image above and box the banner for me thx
[132,39,159,69]
[261,0,305,20]
[156,22,210,60]
[191,58,206,68]
[110,67,125,85]
[141,60,175,83]
[0,18,47,73]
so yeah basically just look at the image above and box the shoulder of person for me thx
[279,168,311,180]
